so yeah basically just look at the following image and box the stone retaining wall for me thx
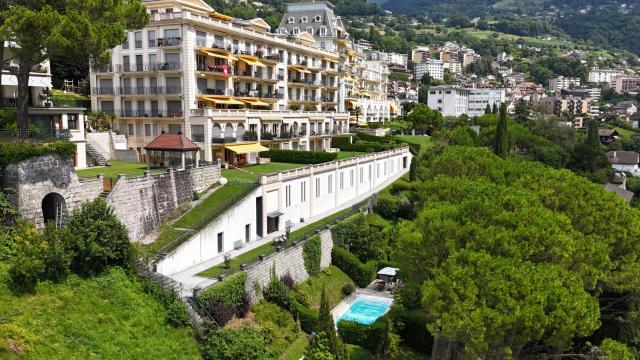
[244,229,333,303]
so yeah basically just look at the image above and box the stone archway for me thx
[42,192,66,229]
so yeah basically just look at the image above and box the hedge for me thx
[0,141,76,170]
[392,309,433,354]
[338,317,390,354]
[291,300,319,333]
[263,149,337,164]
[331,246,375,288]
[330,213,367,248]
[355,132,387,143]
[302,235,321,276]
[332,141,391,153]
[331,137,351,148]
[197,271,247,305]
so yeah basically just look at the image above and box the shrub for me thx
[330,213,368,248]
[166,300,191,328]
[338,317,390,355]
[375,193,401,220]
[303,104,316,111]
[263,278,292,310]
[0,141,76,171]
[201,325,273,360]
[280,272,295,290]
[341,283,355,296]
[291,288,309,306]
[291,300,319,334]
[389,307,433,354]
[66,199,133,277]
[197,271,247,306]
[289,104,301,111]
[207,297,235,327]
[236,291,251,318]
[395,283,422,310]
[331,246,375,288]
[264,149,337,164]
[334,141,391,153]
[302,235,322,276]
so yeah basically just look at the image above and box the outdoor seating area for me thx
[373,267,400,292]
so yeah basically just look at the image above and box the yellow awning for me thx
[288,65,311,74]
[390,104,397,112]
[210,12,234,22]
[199,96,245,106]
[346,99,359,106]
[323,57,338,63]
[238,55,266,68]
[240,98,270,107]
[201,50,237,62]
[361,91,371,97]
[226,143,269,154]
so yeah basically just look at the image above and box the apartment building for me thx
[588,68,624,84]
[611,76,640,94]
[467,88,506,117]
[443,60,462,75]
[427,85,469,117]
[540,95,591,116]
[548,76,581,92]
[410,46,434,63]
[89,0,358,164]
[277,1,348,53]
[414,59,444,81]
[366,51,408,70]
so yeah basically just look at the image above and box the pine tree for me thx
[493,103,509,158]
[484,104,492,115]
[492,103,499,114]
[318,288,347,360]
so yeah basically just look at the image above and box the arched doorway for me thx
[42,193,66,229]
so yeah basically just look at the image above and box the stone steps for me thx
[86,142,109,166]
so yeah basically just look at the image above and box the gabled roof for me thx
[295,32,316,45]
[606,151,640,165]
[598,128,619,137]
[605,183,635,203]
[144,132,200,152]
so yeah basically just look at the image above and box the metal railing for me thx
[0,128,71,142]
[115,62,181,72]
[157,37,182,47]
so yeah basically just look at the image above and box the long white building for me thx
[89,0,397,164]
[427,85,469,117]
[414,59,444,81]
[467,88,506,117]
[588,69,624,84]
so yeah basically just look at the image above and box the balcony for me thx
[261,54,282,62]
[92,87,115,96]
[116,62,181,72]
[92,64,114,73]
[196,64,233,76]
[151,12,184,22]
[119,110,183,118]
[199,88,229,96]
[192,134,205,142]
[243,133,258,141]
[212,137,237,144]
[157,37,182,47]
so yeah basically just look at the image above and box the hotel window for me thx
[306,27,313,35]
[168,124,181,134]
[67,113,79,130]
[148,30,156,48]
[287,17,295,24]
[128,123,134,136]
[314,15,322,22]
[122,32,129,49]
[328,175,333,194]
[301,181,306,202]
[285,185,291,207]
[320,27,327,36]
[315,178,320,198]
[293,28,300,35]
[301,16,308,23]
[134,31,142,49]
[145,124,152,137]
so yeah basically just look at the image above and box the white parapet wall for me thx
[156,147,413,276]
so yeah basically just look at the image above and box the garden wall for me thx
[244,229,333,303]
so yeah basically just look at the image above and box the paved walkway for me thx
[171,169,409,296]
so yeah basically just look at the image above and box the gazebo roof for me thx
[144,132,200,152]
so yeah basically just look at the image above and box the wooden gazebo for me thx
[144,132,200,169]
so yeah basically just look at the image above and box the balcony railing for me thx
[0,128,71,143]
[192,134,205,142]
[116,62,181,72]
[92,64,114,73]
[243,133,258,141]
[157,37,182,47]
[197,64,233,75]
[119,110,183,118]
[212,137,237,144]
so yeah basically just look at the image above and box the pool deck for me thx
[331,286,394,324]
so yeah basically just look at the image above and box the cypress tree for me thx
[492,103,498,114]
[586,119,600,149]
[484,104,492,115]
[493,103,509,158]
[318,288,347,360]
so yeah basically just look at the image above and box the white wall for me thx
[156,148,412,276]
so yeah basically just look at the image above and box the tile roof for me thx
[606,151,640,165]
[598,128,619,137]
[144,133,200,152]
[605,183,635,203]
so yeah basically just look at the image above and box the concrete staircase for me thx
[86,141,110,166]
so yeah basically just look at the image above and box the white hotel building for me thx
[89,0,397,164]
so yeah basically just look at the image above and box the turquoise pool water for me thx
[335,298,390,325]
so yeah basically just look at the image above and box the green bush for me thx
[331,137,351,148]
[389,306,433,354]
[302,235,322,276]
[341,283,355,296]
[66,199,133,277]
[331,246,375,288]
[263,277,292,310]
[331,213,367,248]
[197,271,247,305]
[263,149,337,164]
[201,325,273,360]
[374,194,401,219]
[166,300,191,328]
[291,300,319,334]
[0,141,76,171]
[334,141,391,153]
[338,317,390,354]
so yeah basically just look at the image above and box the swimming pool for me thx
[334,297,391,325]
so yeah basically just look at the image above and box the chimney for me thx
[614,151,617,159]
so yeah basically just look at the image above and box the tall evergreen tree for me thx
[318,288,347,360]
[492,102,499,114]
[493,103,509,158]
[484,104,492,115]
[586,119,601,149]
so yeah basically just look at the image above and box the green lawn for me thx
[614,127,638,139]
[279,335,309,360]
[77,161,164,179]
[297,265,354,309]
[222,162,303,181]
[0,264,200,359]
[197,206,358,278]
[145,181,258,257]
[336,151,367,160]
[395,135,432,153]
[347,345,427,360]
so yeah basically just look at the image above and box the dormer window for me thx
[320,27,327,37]
[314,15,322,22]
[287,17,295,24]
[301,16,308,23]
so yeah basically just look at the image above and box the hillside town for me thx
[2,0,640,359]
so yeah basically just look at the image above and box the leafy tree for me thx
[406,103,443,133]
[493,103,508,157]
[484,104,492,115]
[66,199,133,276]
[201,326,273,360]
[0,1,149,130]
[570,120,612,183]
[304,332,335,360]
[318,288,347,360]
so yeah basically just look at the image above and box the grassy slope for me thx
[347,345,426,360]
[76,161,164,179]
[222,163,304,181]
[297,265,355,309]
[0,264,200,360]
